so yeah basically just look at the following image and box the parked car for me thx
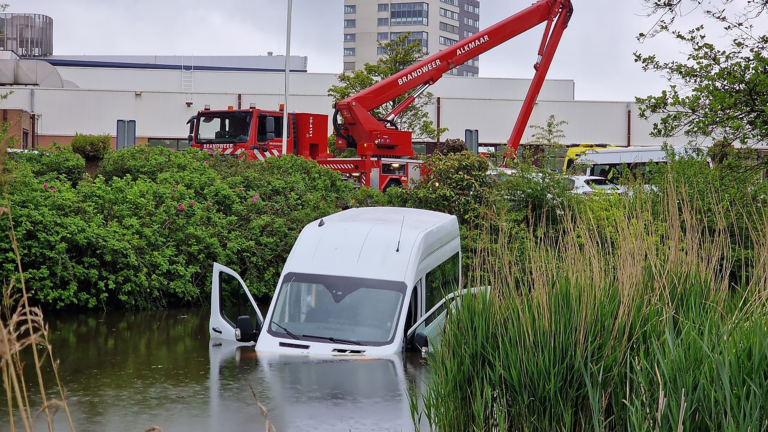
[564,176,626,195]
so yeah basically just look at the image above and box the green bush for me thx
[70,133,112,160]
[0,148,362,309]
[6,145,85,184]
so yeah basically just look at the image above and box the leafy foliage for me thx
[328,33,447,141]
[636,1,768,146]
[436,138,467,156]
[0,148,361,309]
[6,145,85,184]
[523,114,568,170]
[70,133,112,161]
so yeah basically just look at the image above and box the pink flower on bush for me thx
[190,201,195,207]
[204,160,210,165]
[50,186,56,192]
[251,194,260,202]
[237,187,244,191]
[178,204,185,211]
[43,183,48,191]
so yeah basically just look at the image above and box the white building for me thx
[343,0,480,77]
[1,57,686,151]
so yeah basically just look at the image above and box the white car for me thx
[565,176,625,195]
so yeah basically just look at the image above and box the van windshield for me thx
[267,273,407,346]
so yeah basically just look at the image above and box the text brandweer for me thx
[397,35,489,86]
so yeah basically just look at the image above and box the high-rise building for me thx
[343,0,480,77]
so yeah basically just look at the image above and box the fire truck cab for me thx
[188,106,330,161]
[209,207,476,357]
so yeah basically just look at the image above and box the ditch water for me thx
[5,308,430,432]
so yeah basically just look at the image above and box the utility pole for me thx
[282,0,293,155]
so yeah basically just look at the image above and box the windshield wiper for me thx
[272,322,300,340]
[302,334,362,346]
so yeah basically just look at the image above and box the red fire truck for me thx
[188,0,573,190]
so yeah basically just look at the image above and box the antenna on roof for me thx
[396,215,405,253]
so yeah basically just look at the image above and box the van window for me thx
[425,252,460,313]
[219,272,259,330]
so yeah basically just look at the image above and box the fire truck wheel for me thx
[382,179,403,193]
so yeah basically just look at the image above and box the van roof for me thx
[283,207,459,283]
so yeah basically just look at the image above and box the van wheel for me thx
[382,179,402,193]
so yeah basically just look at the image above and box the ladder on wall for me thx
[181,55,194,106]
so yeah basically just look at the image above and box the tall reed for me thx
[416,176,768,431]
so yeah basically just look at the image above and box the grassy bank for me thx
[415,166,768,430]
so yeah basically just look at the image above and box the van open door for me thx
[405,287,489,354]
[210,263,264,343]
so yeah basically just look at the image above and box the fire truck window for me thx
[197,113,252,143]
[257,115,284,142]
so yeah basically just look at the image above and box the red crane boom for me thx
[334,0,573,158]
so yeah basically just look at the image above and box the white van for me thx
[209,207,473,357]
[576,146,690,179]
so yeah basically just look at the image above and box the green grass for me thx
[414,178,768,431]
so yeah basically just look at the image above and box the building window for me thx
[344,61,355,72]
[344,48,356,56]
[464,4,479,14]
[378,3,389,12]
[344,5,356,14]
[378,17,389,26]
[467,57,479,67]
[439,8,459,20]
[447,68,459,75]
[344,19,356,28]
[439,21,459,34]
[390,2,429,26]
[377,46,387,55]
[466,71,478,77]
[344,33,356,42]
[439,35,457,46]
[391,31,428,52]
[463,30,476,38]
[440,0,458,5]
[377,32,389,41]
[464,17,479,27]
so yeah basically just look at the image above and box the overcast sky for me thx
[18,0,741,101]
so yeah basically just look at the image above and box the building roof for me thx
[37,54,308,73]
[283,207,459,282]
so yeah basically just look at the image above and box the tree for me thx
[523,115,567,170]
[635,0,768,147]
[328,33,447,143]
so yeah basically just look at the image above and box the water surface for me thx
[5,308,429,431]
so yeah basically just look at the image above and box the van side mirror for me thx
[187,134,193,143]
[235,316,260,343]
[265,117,275,134]
[266,133,276,141]
[413,332,429,352]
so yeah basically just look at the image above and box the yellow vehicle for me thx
[561,143,616,173]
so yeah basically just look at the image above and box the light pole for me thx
[282,0,293,155]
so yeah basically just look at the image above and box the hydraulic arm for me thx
[334,0,573,158]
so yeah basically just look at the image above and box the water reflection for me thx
[4,308,429,431]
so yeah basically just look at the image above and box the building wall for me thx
[0,109,34,148]
[343,0,480,76]
[2,70,684,149]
